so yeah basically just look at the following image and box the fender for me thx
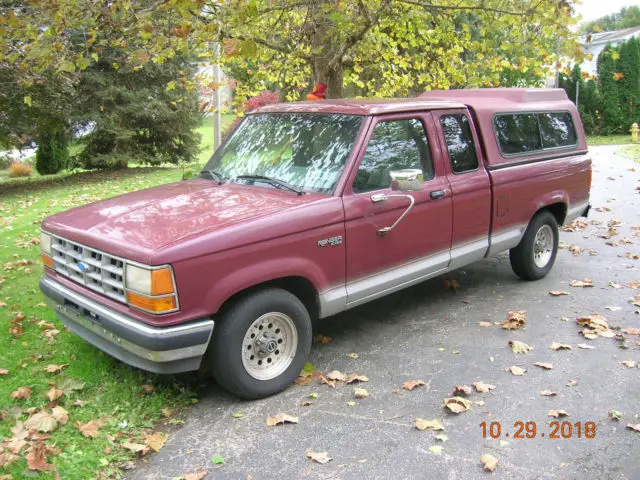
[528,190,568,223]
[203,256,329,315]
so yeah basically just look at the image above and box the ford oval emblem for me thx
[76,262,88,272]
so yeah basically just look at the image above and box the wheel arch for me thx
[216,276,320,323]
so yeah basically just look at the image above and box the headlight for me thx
[40,231,53,269]
[40,231,51,255]
[125,263,178,314]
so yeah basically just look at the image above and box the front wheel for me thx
[509,211,559,281]
[209,288,312,399]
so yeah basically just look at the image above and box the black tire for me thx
[209,288,312,399]
[509,211,559,281]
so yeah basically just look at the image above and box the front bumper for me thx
[39,276,214,374]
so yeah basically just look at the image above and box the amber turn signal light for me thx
[151,268,175,295]
[41,253,54,269]
[127,291,177,313]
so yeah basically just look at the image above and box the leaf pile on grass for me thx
[0,167,196,477]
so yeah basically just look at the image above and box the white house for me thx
[578,25,640,76]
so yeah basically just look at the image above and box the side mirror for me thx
[390,169,423,192]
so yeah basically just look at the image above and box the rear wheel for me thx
[209,288,312,399]
[509,211,559,281]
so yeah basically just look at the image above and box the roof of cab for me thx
[253,97,466,116]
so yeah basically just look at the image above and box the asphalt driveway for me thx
[128,145,640,480]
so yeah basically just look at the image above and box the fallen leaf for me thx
[540,390,557,396]
[415,418,444,431]
[46,387,64,402]
[509,366,527,376]
[122,442,149,456]
[56,377,85,395]
[626,424,640,432]
[326,370,346,382]
[621,237,633,244]
[561,220,588,232]
[76,417,107,438]
[143,432,167,452]
[577,344,595,349]
[344,374,369,384]
[5,438,27,454]
[308,392,318,399]
[577,314,612,338]
[0,368,8,375]
[266,413,299,427]
[10,386,32,399]
[549,290,569,296]
[403,379,426,391]
[306,450,332,464]
[44,364,68,374]
[534,362,553,370]
[570,279,594,288]
[313,334,332,345]
[354,387,369,399]
[548,409,569,418]
[428,445,444,454]
[480,453,499,472]
[210,455,224,464]
[477,321,493,327]
[141,384,155,394]
[567,379,578,387]
[452,385,472,396]
[509,341,533,354]
[0,452,19,468]
[502,310,527,330]
[231,412,244,418]
[51,406,69,425]
[627,253,640,260]
[25,411,58,433]
[301,400,313,406]
[184,472,208,480]
[25,442,52,471]
[472,381,496,393]
[622,328,640,335]
[319,375,336,388]
[624,281,640,289]
[605,306,622,311]
[621,360,636,368]
[435,433,448,442]
[550,342,572,350]
[443,396,472,414]
[346,353,359,359]
[610,281,623,289]
[444,278,460,291]
[608,410,623,420]
[346,401,356,407]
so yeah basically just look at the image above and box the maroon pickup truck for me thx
[40,88,591,398]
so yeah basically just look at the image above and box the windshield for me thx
[201,113,363,194]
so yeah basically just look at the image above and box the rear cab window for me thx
[493,111,577,156]
[439,114,479,173]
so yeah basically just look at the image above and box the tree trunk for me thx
[311,61,344,99]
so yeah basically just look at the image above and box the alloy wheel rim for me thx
[533,224,554,268]
[242,312,298,381]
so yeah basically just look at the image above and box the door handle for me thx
[430,190,445,200]
[369,193,416,235]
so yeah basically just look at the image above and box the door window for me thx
[440,114,478,173]
[353,119,434,193]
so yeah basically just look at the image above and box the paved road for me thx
[129,146,640,480]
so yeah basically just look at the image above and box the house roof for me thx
[578,25,640,46]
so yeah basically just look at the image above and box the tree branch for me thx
[397,0,532,17]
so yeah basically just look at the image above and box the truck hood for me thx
[43,179,323,258]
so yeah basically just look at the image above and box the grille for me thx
[51,236,126,303]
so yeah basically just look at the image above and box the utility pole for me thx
[213,42,222,151]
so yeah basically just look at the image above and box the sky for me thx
[574,0,638,22]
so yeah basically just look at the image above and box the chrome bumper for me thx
[39,276,214,374]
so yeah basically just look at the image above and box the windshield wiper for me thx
[200,168,225,185]
[235,175,305,195]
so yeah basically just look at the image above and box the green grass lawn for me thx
[0,168,201,478]
[618,144,640,162]
[586,135,636,146]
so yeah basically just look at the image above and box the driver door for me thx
[342,113,453,307]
